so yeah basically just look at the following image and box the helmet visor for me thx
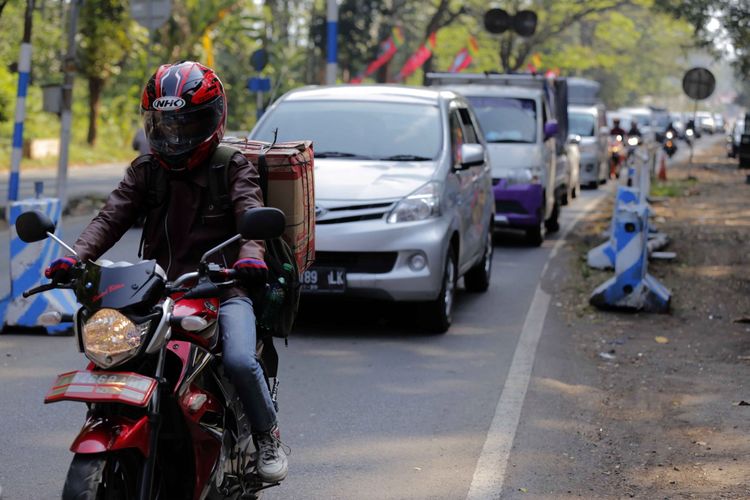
[143,97,224,156]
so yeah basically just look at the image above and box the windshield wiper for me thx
[379,154,432,161]
[486,139,532,144]
[315,151,372,159]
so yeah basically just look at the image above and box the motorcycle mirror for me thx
[238,207,286,241]
[16,210,55,243]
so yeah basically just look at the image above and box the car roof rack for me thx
[425,72,559,90]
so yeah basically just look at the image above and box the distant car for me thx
[250,85,495,333]
[569,104,609,187]
[728,118,745,158]
[714,113,726,133]
[696,111,715,134]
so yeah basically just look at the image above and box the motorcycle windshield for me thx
[76,261,165,310]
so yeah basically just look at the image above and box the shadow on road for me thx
[295,289,482,339]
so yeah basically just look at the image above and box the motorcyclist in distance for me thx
[610,118,626,137]
[628,119,642,137]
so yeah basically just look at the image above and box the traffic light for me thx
[483,8,537,37]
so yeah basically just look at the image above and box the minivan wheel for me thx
[419,247,457,333]
[525,221,544,246]
[465,226,493,293]
[545,200,560,233]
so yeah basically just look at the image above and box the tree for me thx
[658,1,750,78]
[420,0,465,83]
[77,0,132,145]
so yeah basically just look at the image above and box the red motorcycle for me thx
[17,207,286,500]
[608,134,626,179]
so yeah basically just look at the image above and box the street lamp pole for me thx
[326,0,337,85]
[56,0,82,211]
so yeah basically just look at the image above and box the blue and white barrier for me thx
[9,42,32,203]
[589,202,671,313]
[3,198,76,333]
[587,186,640,269]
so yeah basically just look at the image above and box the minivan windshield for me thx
[569,112,596,137]
[465,96,537,143]
[251,100,442,160]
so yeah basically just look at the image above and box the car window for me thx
[457,107,480,144]
[569,112,596,137]
[465,96,537,144]
[252,100,442,160]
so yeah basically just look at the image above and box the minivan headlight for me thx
[82,309,150,368]
[387,182,441,223]
[506,167,542,185]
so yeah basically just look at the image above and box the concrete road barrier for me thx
[2,198,76,334]
[589,202,671,313]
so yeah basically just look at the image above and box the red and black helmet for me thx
[141,61,227,170]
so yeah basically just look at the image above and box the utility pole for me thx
[326,0,337,85]
[8,0,35,203]
[56,0,82,211]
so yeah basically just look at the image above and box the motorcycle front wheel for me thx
[62,452,143,500]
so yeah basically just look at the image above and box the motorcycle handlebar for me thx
[22,282,59,298]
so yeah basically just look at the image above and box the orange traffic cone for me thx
[658,153,667,181]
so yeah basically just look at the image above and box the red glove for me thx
[44,256,78,282]
[232,258,268,288]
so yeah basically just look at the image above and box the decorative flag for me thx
[395,32,438,82]
[350,27,405,84]
[449,48,471,73]
[448,36,479,73]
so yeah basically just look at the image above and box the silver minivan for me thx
[250,86,494,332]
[568,104,608,187]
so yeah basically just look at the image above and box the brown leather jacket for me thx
[74,153,265,286]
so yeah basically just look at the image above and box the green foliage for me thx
[78,0,132,80]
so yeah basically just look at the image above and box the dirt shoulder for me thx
[558,138,750,498]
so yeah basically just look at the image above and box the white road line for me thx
[467,194,605,500]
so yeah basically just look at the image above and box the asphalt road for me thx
[0,176,613,500]
[0,134,714,499]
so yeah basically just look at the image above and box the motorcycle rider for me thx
[628,119,642,137]
[610,118,626,137]
[43,61,288,483]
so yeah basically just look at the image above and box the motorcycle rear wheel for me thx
[62,452,143,500]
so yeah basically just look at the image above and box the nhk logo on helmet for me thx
[153,96,186,111]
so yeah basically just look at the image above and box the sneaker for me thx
[254,425,288,483]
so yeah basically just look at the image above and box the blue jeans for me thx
[219,296,277,433]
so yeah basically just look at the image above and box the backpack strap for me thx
[207,145,240,211]
[257,152,269,206]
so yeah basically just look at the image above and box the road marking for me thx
[467,194,605,499]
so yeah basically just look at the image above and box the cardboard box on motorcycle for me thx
[222,139,315,273]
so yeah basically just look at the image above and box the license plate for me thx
[301,267,347,293]
[45,370,157,407]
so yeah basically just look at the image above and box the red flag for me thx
[395,32,437,82]
[449,48,472,73]
[350,27,405,84]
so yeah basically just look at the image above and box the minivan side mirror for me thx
[459,143,485,169]
[544,121,559,141]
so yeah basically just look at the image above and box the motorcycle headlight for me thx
[387,182,441,223]
[82,309,151,368]
[506,167,542,185]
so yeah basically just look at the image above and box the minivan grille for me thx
[316,201,394,224]
[313,252,398,274]
[495,200,528,214]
